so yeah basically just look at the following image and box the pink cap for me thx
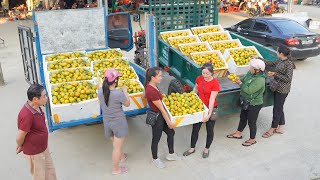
[104,68,122,82]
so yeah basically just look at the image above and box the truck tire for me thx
[168,79,183,95]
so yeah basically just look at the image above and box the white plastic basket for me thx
[46,67,93,84]
[43,51,87,62]
[209,39,243,53]
[167,35,200,48]
[48,80,100,123]
[191,25,224,35]
[160,29,193,43]
[190,50,229,78]
[44,58,90,79]
[120,79,147,112]
[162,94,209,127]
[178,42,212,57]
[91,59,138,81]
[198,31,232,42]
[86,48,123,61]
[224,46,263,75]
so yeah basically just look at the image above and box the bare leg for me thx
[111,136,125,174]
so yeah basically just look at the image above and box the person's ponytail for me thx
[144,68,150,87]
[102,78,111,107]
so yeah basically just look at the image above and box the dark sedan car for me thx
[226,17,320,60]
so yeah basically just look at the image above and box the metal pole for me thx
[214,0,218,25]
[287,0,293,13]
[0,62,5,86]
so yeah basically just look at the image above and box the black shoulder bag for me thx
[202,78,218,121]
[269,78,280,92]
[146,111,159,126]
[239,89,263,110]
[145,86,161,126]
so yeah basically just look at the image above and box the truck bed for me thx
[157,31,278,116]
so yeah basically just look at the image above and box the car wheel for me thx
[168,79,183,95]
[297,58,307,61]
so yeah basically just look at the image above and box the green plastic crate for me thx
[146,0,218,33]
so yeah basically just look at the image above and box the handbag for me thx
[239,89,263,110]
[270,79,280,92]
[146,111,159,126]
[202,78,218,121]
[210,107,218,121]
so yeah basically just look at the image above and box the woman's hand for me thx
[16,145,22,154]
[167,121,176,129]
[202,115,210,123]
[268,71,275,77]
[235,78,242,85]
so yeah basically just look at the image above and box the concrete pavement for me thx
[0,11,320,180]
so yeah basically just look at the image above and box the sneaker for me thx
[166,153,182,161]
[152,159,166,169]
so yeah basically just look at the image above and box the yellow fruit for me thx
[163,92,204,116]
[228,73,239,83]
[229,48,258,66]
[192,27,221,35]
[117,80,143,94]
[93,59,136,81]
[191,52,226,68]
[50,81,97,105]
[199,33,229,42]
[45,52,86,62]
[168,36,198,48]
[49,68,92,84]
[161,31,190,42]
[179,43,209,57]
[47,58,89,71]
[87,49,122,62]
[210,41,240,53]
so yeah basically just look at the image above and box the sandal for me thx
[183,149,195,156]
[274,129,284,134]
[112,166,128,175]
[242,140,257,146]
[120,153,128,163]
[262,131,274,138]
[226,134,243,139]
[202,150,210,158]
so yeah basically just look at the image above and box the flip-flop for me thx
[226,134,243,139]
[183,150,196,156]
[120,153,128,163]
[202,150,210,158]
[262,131,274,138]
[242,141,257,146]
[274,129,284,134]
[112,166,128,175]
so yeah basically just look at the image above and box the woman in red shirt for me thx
[183,63,220,158]
[144,67,181,169]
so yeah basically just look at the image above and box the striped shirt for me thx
[264,59,294,94]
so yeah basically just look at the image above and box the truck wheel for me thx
[168,79,183,95]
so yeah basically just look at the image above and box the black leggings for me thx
[151,113,175,159]
[272,92,288,128]
[190,120,216,149]
[237,104,263,139]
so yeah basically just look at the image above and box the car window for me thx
[252,22,270,32]
[273,20,309,35]
[238,20,254,30]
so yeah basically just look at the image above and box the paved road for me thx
[0,12,319,180]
